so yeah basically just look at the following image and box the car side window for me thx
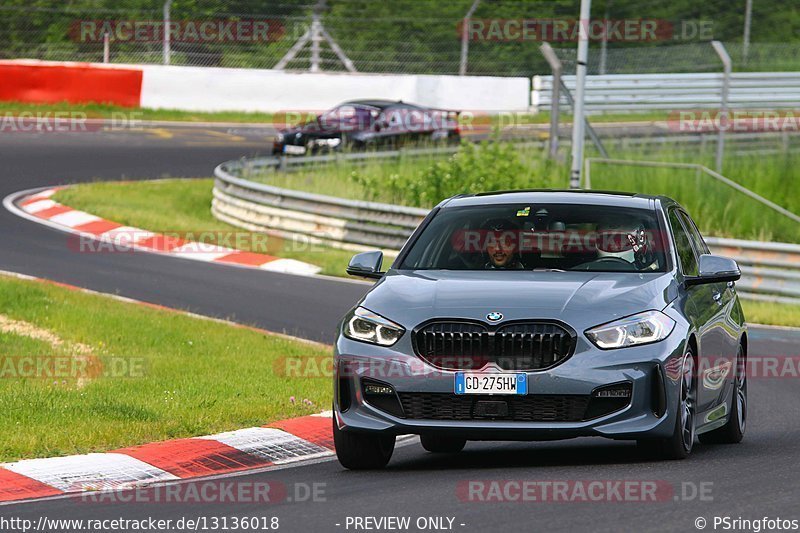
[668,209,699,277]
[678,210,710,256]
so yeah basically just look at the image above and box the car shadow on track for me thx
[386,438,718,471]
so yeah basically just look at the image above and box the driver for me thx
[483,218,525,270]
[595,218,658,270]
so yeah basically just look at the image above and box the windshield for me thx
[398,203,667,273]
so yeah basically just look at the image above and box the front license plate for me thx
[283,144,307,155]
[455,372,527,395]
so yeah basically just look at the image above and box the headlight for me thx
[585,311,675,350]
[274,133,284,143]
[343,307,404,346]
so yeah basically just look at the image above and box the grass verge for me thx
[741,300,800,329]
[0,273,331,462]
[0,100,277,124]
[54,179,355,277]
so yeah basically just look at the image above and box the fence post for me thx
[310,12,322,73]
[711,41,731,173]
[459,0,481,76]
[163,0,174,65]
[539,43,561,159]
[570,0,592,189]
[743,0,753,63]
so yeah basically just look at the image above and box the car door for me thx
[667,208,718,414]
[678,210,739,407]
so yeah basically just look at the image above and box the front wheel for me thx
[699,345,746,444]
[638,350,696,460]
[333,418,395,470]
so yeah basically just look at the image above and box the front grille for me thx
[414,321,575,371]
[397,393,592,422]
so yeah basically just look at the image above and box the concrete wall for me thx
[0,59,531,113]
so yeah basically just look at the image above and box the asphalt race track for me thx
[2,126,799,532]
[0,125,366,342]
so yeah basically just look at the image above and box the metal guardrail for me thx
[704,237,800,305]
[533,72,800,113]
[214,153,800,304]
[213,158,427,252]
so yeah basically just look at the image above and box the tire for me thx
[420,434,466,453]
[333,418,395,470]
[699,345,746,444]
[637,349,696,460]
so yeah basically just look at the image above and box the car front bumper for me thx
[333,329,689,441]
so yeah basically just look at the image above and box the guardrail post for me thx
[103,32,110,63]
[711,41,731,173]
[540,42,561,159]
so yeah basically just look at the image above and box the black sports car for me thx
[272,99,461,155]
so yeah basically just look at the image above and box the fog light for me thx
[594,388,632,398]
[593,382,632,398]
[585,382,633,420]
[361,379,404,418]
[364,383,394,395]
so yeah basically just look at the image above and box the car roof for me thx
[342,99,423,110]
[442,189,674,210]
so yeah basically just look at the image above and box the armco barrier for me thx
[213,157,427,252]
[533,72,800,113]
[213,155,800,304]
[705,237,800,305]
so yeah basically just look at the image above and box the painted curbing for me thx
[0,412,335,503]
[12,187,321,277]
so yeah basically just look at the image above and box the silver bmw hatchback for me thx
[333,191,747,469]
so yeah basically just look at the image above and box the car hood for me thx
[359,270,679,331]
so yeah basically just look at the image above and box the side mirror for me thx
[685,254,741,286]
[346,251,385,280]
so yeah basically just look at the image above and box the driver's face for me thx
[487,233,516,267]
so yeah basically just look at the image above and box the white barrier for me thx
[140,64,531,113]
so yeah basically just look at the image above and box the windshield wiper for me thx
[532,268,567,272]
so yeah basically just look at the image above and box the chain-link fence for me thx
[1,0,799,75]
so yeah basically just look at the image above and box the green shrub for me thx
[348,140,564,208]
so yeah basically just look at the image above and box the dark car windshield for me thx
[398,203,667,273]
[318,105,377,129]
